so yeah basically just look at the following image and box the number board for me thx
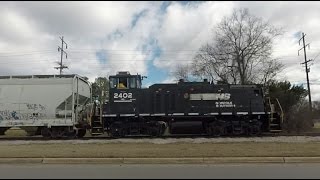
[113,92,133,102]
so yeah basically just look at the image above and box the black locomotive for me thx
[90,71,283,137]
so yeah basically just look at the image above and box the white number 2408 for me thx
[114,92,132,99]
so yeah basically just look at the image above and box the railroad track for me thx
[0,132,319,141]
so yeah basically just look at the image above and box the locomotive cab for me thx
[109,71,142,90]
[108,71,142,115]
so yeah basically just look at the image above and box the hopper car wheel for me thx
[50,128,65,139]
[0,128,8,135]
[41,128,51,138]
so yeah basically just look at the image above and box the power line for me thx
[0,49,54,54]
[0,49,317,58]
[312,51,320,61]
[0,51,57,57]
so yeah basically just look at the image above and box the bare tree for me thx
[259,59,284,86]
[171,64,191,82]
[193,8,283,85]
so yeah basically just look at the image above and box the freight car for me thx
[89,71,283,138]
[0,74,91,138]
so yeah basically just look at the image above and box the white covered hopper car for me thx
[0,74,91,138]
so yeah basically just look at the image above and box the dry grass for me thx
[0,142,319,158]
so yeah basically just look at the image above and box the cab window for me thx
[137,78,141,89]
[118,77,128,89]
[129,77,136,88]
[110,78,117,89]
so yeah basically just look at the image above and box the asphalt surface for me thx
[1,163,320,179]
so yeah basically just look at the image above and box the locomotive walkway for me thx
[1,157,320,164]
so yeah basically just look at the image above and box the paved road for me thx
[1,163,320,179]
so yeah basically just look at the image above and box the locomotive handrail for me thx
[267,97,273,112]
[275,98,284,124]
[267,97,273,125]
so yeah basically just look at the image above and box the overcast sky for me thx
[1,1,320,100]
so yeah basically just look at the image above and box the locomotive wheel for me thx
[247,124,261,136]
[110,131,120,138]
[149,127,160,137]
[110,128,124,138]
[208,122,225,137]
[67,130,77,139]
[212,125,224,137]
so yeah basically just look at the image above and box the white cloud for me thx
[1,1,320,101]
[157,1,320,101]
[242,1,320,101]
[154,1,234,69]
[0,1,157,81]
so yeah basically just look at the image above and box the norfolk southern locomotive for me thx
[89,71,283,138]
[0,72,283,138]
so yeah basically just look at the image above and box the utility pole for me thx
[298,32,312,112]
[54,36,68,75]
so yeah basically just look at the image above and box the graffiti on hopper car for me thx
[26,103,46,111]
[0,104,47,121]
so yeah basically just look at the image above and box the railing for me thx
[275,98,284,125]
[267,97,273,122]
[266,97,284,132]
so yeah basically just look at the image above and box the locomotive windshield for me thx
[118,77,128,89]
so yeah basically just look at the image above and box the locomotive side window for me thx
[110,78,117,89]
[129,77,136,88]
[118,77,128,89]
[136,78,141,89]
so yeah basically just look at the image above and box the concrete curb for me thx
[203,157,285,163]
[123,158,204,164]
[0,157,319,164]
[0,158,43,164]
[284,157,320,163]
[43,158,124,164]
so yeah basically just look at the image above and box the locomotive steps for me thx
[1,157,320,164]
